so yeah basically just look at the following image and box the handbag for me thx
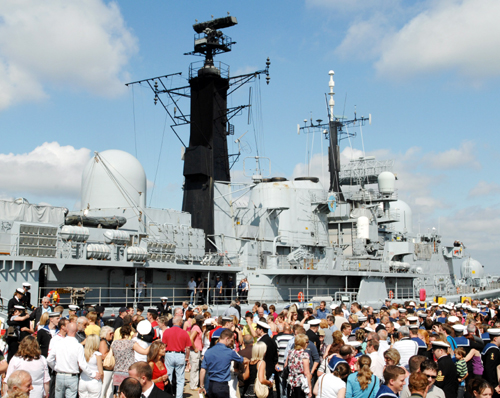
[103,348,115,370]
[254,361,269,398]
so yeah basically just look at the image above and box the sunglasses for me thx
[425,374,437,379]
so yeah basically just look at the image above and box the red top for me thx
[209,326,222,339]
[162,325,192,352]
[152,362,168,390]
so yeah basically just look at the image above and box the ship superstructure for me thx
[0,16,497,309]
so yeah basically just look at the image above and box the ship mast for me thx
[298,70,370,202]
[126,15,270,251]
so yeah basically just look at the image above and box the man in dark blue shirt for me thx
[200,329,246,398]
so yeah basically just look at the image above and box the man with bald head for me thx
[5,370,33,397]
[47,322,101,398]
[162,316,192,398]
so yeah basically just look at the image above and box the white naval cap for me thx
[13,305,25,310]
[399,308,407,313]
[204,318,215,326]
[431,340,450,349]
[347,341,361,347]
[358,316,367,322]
[488,328,500,337]
[161,297,168,300]
[22,283,31,288]
[407,316,418,322]
[68,305,79,311]
[308,319,321,326]
[16,288,25,294]
[256,321,270,330]
[452,324,467,333]
[409,302,416,306]
[137,320,152,335]
[330,304,338,310]
[447,316,459,323]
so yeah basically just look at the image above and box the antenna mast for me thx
[298,70,370,200]
[126,15,270,251]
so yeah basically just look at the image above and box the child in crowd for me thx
[455,347,468,398]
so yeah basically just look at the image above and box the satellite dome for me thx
[81,150,147,210]
[461,258,484,279]
[378,171,395,195]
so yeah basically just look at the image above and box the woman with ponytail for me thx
[345,355,379,398]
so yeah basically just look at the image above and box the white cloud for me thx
[330,0,500,82]
[439,205,500,273]
[292,152,330,189]
[468,181,500,198]
[0,142,91,199]
[0,0,138,109]
[423,141,480,170]
[375,0,500,79]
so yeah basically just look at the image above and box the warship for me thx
[0,16,498,312]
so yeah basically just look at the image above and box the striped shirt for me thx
[275,333,294,366]
[456,358,467,378]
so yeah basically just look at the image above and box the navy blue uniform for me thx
[202,343,243,398]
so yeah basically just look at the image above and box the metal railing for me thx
[287,287,359,304]
[38,286,251,308]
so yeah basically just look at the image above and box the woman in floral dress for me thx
[287,334,312,398]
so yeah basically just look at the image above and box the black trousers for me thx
[207,381,230,398]
[289,386,306,398]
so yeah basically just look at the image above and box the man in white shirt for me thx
[392,326,418,368]
[332,306,349,330]
[187,277,197,305]
[47,323,100,398]
[377,329,390,357]
[137,277,146,302]
[341,323,352,344]
[365,337,385,380]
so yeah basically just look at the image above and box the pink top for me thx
[6,356,50,398]
[191,325,203,351]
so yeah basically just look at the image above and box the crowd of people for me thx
[3,284,500,398]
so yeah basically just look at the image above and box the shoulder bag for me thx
[103,347,115,370]
[254,361,269,398]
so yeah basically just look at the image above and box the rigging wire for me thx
[149,112,169,206]
[132,85,138,158]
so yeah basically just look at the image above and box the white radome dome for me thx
[461,258,484,279]
[81,150,147,210]
[378,171,395,194]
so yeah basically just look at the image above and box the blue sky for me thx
[1,0,499,273]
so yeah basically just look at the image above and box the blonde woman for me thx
[240,341,272,398]
[99,326,114,398]
[345,355,379,398]
[37,312,49,331]
[383,348,400,367]
[79,334,103,398]
[287,311,299,325]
